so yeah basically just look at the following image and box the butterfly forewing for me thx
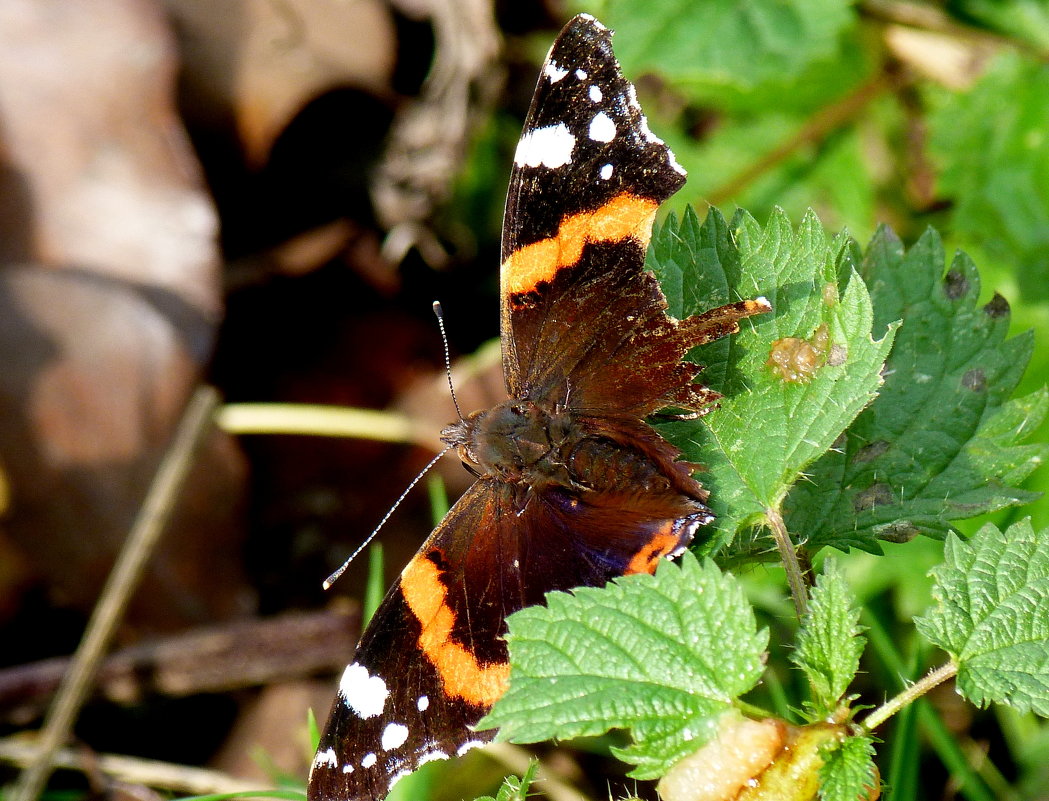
[499,15,689,404]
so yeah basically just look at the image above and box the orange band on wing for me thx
[503,192,659,295]
[624,526,680,575]
[401,554,510,707]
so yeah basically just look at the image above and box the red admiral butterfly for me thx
[309,14,770,800]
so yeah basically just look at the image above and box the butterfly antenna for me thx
[322,444,453,590]
[432,301,465,422]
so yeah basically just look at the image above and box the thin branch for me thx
[0,738,272,797]
[217,402,440,451]
[859,0,1046,58]
[765,505,809,619]
[704,72,894,207]
[0,608,359,721]
[10,385,221,801]
[372,0,502,265]
[862,0,989,34]
[862,660,959,733]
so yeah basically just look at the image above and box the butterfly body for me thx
[309,14,770,801]
[442,397,704,502]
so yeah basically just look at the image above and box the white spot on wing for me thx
[575,68,588,80]
[457,740,485,756]
[514,123,576,168]
[669,537,690,558]
[600,163,614,180]
[341,764,354,774]
[579,13,606,31]
[589,84,603,103]
[418,749,448,766]
[417,695,430,711]
[381,722,410,751]
[637,112,687,177]
[361,752,377,768]
[389,770,412,791]
[626,83,641,110]
[314,747,337,768]
[544,60,568,83]
[639,113,663,145]
[589,112,616,143]
[667,147,687,176]
[339,662,388,719]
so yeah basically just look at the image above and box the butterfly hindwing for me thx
[309,484,502,801]
[309,470,708,800]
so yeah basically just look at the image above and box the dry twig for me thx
[10,386,221,801]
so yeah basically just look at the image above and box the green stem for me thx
[217,403,439,449]
[862,608,996,801]
[765,506,808,619]
[862,660,958,733]
[737,699,777,721]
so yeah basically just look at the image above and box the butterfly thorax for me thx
[441,399,576,488]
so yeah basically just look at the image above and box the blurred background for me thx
[0,0,1047,799]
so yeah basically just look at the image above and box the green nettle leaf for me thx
[477,552,768,779]
[915,520,1049,716]
[784,226,1049,553]
[791,560,865,716]
[819,734,879,801]
[604,0,854,91]
[652,207,896,552]
[473,762,537,801]
[648,206,747,389]
[929,52,1049,298]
